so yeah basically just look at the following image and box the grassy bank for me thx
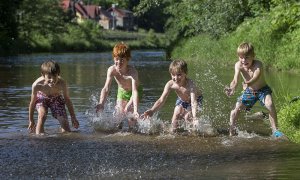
[171,3,300,72]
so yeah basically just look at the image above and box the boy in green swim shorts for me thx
[225,42,283,137]
[96,42,142,128]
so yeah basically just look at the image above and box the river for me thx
[0,51,299,179]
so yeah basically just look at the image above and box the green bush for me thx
[278,99,300,143]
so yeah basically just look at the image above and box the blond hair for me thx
[237,42,255,57]
[169,59,188,74]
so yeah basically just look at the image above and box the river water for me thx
[0,51,299,179]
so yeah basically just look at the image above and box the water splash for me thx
[136,114,165,135]
[86,93,121,132]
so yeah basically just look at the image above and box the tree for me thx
[0,0,19,54]
[18,0,69,41]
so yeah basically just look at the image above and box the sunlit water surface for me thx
[0,51,300,179]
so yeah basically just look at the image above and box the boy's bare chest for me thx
[241,68,254,79]
[174,86,190,97]
[114,75,132,88]
[40,87,61,96]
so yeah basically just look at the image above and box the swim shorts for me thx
[117,85,143,101]
[35,91,68,119]
[175,95,203,110]
[238,85,272,109]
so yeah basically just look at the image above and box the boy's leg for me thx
[229,102,243,136]
[36,107,47,134]
[56,116,71,132]
[171,106,184,132]
[49,98,70,133]
[184,111,193,122]
[263,94,277,132]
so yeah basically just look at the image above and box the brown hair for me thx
[40,60,60,76]
[112,42,131,60]
[169,59,188,74]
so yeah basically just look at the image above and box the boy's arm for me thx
[143,81,172,118]
[225,62,240,96]
[130,71,139,117]
[190,83,199,119]
[96,67,113,112]
[244,63,261,85]
[62,79,79,129]
[28,84,38,132]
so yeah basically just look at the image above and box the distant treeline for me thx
[1,0,300,71]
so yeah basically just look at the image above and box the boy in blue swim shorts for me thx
[96,42,142,128]
[143,59,203,132]
[225,42,283,137]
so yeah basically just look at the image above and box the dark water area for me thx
[0,51,300,179]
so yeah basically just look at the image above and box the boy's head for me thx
[237,42,255,68]
[169,59,188,75]
[40,60,60,87]
[112,42,131,61]
[169,60,188,85]
[41,60,60,76]
[237,42,255,58]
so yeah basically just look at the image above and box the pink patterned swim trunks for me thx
[35,91,68,119]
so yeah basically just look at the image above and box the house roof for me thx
[74,3,89,18]
[99,7,113,19]
[85,5,100,19]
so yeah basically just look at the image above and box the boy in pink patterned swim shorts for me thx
[28,60,79,135]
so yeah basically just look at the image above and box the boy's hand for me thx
[133,111,140,119]
[95,103,104,113]
[224,86,234,96]
[71,117,79,129]
[143,110,154,119]
[28,121,36,133]
[242,82,248,90]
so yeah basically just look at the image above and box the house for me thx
[60,0,134,30]
[107,6,134,31]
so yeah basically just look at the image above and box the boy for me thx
[143,59,203,132]
[96,42,142,127]
[28,60,79,135]
[225,42,283,137]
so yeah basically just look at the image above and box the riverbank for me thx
[170,33,300,73]
[0,29,168,56]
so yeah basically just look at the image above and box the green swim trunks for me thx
[117,85,143,101]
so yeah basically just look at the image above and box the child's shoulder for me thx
[32,76,44,86]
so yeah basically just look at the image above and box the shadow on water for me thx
[0,51,300,178]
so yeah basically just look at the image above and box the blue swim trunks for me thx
[238,85,272,109]
[175,96,203,110]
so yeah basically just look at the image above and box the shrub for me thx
[278,99,300,143]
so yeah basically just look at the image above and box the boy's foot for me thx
[273,130,284,138]
[229,127,237,136]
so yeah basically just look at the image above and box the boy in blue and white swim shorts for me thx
[143,59,203,132]
[225,42,283,137]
